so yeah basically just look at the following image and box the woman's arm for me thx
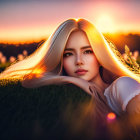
[126,94,140,130]
[126,94,140,115]
[22,74,92,95]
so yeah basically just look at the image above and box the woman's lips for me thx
[75,69,88,75]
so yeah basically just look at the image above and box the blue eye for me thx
[84,50,93,54]
[63,52,73,57]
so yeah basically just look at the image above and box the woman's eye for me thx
[84,50,93,54]
[63,52,73,57]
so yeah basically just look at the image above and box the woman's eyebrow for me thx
[81,46,92,49]
[64,46,91,51]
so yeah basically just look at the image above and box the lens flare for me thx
[107,112,116,121]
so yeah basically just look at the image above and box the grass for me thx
[0,79,95,140]
[137,56,140,64]
[0,81,140,140]
[0,62,140,140]
[0,62,11,72]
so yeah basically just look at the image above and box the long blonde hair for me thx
[0,18,139,88]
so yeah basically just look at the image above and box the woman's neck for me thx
[89,73,109,93]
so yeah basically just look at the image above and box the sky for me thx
[0,0,140,43]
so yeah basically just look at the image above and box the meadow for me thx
[0,63,140,140]
[0,78,96,140]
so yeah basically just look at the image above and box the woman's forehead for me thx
[64,46,92,51]
[70,30,86,37]
[65,30,91,48]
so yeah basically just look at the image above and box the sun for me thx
[95,14,116,33]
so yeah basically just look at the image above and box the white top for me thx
[104,76,140,116]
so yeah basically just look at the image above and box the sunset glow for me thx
[0,1,140,44]
[95,14,116,33]
[0,25,54,44]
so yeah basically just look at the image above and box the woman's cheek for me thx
[63,58,73,74]
[85,55,98,65]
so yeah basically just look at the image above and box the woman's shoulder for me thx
[105,76,139,92]
[114,76,139,85]
[104,76,140,108]
[104,76,140,115]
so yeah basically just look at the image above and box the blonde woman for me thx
[0,18,140,119]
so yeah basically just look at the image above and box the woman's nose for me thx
[75,55,84,65]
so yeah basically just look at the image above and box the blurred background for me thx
[0,0,140,67]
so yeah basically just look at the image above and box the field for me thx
[0,65,140,140]
[0,79,95,140]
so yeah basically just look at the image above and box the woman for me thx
[0,18,140,118]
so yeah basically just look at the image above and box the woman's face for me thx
[63,30,100,81]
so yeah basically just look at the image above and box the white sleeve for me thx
[104,76,140,115]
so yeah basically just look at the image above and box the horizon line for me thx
[0,31,140,45]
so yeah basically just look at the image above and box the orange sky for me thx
[0,0,140,44]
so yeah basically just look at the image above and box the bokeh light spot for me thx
[107,112,116,121]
